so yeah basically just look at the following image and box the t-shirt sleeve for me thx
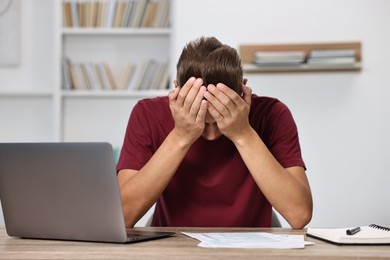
[267,102,306,170]
[116,101,155,172]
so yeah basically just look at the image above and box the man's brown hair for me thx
[176,37,243,94]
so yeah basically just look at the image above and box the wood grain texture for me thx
[0,226,389,259]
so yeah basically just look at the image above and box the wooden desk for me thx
[0,226,389,259]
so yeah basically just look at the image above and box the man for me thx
[117,37,312,228]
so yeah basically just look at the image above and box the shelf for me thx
[60,89,170,98]
[57,0,172,144]
[61,28,171,35]
[0,90,53,97]
[239,42,362,73]
[243,62,362,73]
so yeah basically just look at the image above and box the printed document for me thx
[182,232,313,249]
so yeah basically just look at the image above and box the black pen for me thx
[346,227,361,235]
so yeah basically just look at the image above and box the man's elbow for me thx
[124,214,137,228]
[288,206,313,229]
[122,203,139,228]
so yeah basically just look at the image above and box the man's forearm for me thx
[232,128,313,228]
[118,129,193,227]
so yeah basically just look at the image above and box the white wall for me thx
[0,1,55,91]
[1,0,389,228]
[173,0,390,227]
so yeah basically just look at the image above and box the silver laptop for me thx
[0,142,173,243]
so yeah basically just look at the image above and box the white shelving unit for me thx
[0,0,171,148]
[54,0,171,147]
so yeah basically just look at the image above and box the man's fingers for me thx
[182,78,203,112]
[205,84,232,118]
[242,85,252,105]
[206,102,223,122]
[215,83,244,107]
[175,77,196,107]
[189,85,207,118]
[168,87,180,110]
[196,100,208,123]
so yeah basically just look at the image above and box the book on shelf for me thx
[132,59,152,90]
[70,1,79,27]
[131,59,169,90]
[80,63,92,88]
[105,0,116,27]
[86,1,98,27]
[62,57,73,90]
[141,1,158,27]
[306,48,357,67]
[95,1,104,27]
[140,59,159,90]
[62,0,170,28]
[69,63,86,89]
[95,63,112,90]
[252,51,305,66]
[78,1,84,27]
[130,0,148,27]
[309,48,356,58]
[117,63,136,89]
[121,1,135,27]
[153,0,169,28]
[85,62,102,90]
[307,224,390,245]
[151,61,169,90]
[113,1,126,27]
[102,63,117,89]
[62,1,73,27]
[94,64,105,89]
[135,59,160,90]
[306,56,357,67]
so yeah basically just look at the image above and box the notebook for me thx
[307,224,390,245]
[0,142,174,243]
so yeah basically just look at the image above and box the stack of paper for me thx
[182,232,313,249]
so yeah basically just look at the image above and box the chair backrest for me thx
[271,210,282,227]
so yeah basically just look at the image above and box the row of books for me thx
[62,57,170,91]
[62,0,170,28]
[252,48,357,67]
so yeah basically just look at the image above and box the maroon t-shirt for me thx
[117,95,305,227]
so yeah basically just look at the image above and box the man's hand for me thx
[169,77,208,145]
[204,82,253,142]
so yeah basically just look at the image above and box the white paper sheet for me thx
[182,232,314,249]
